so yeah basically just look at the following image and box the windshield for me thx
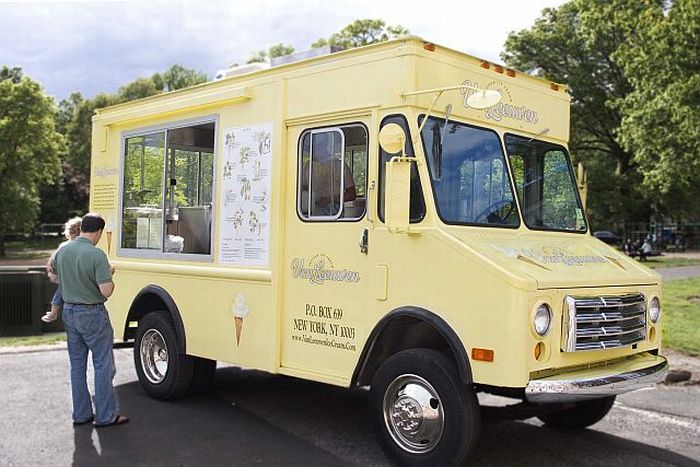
[505,134,587,232]
[420,116,519,227]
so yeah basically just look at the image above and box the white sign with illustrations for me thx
[218,122,273,266]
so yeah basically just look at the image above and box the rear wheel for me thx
[538,396,616,429]
[134,311,193,400]
[369,349,480,467]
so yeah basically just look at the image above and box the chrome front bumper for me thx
[525,354,669,403]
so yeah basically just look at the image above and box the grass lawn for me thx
[0,332,66,347]
[662,277,700,355]
[3,237,62,260]
[640,256,700,269]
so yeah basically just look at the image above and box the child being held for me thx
[41,217,82,323]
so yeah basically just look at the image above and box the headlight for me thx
[649,297,661,323]
[534,304,552,336]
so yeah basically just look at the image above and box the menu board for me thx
[218,122,273,266]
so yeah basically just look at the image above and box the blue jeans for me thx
[62,304,118,425]
[51,287,63,307]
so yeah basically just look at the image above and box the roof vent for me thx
[270,45,345,67]
[214,62,270,81]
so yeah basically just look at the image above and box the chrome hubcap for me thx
[383,374,444,454]
[140,329,168,384]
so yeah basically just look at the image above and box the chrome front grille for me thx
[562,294,647,352]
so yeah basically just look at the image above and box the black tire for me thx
[369,349,480,467]
[188,357,217,395]
[134,311,194,400]
[538,395,616,429]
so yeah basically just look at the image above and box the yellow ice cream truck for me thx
[90,37,667,465]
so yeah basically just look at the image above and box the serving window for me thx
[120,119,216,257]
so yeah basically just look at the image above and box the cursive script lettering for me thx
[291,258,361,285]
[461,79,539,124]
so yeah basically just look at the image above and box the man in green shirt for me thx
[55,213,129,427]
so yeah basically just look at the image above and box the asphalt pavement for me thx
[658,266,700,281]
[1,347,698,466]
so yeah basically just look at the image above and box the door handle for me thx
[359,228,368,254]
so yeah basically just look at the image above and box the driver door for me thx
[280,120,371,381]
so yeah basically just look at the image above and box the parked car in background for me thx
[593,230,622,246]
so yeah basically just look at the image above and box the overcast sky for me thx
[0,0,565,101]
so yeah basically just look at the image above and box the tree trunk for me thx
[0,233,5,258]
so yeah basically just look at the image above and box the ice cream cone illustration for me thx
[231,293,251,346]
[234,317,243,345]
[104,213,115,253]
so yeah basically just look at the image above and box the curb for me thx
[0,343,67,355]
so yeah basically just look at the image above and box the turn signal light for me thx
[471,348,494,362]
[534,342,544,360]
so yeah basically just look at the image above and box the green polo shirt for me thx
[55,236,112,304]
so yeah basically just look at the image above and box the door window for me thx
[297,124,367,221]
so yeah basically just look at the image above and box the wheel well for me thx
[352,307,472,387]
[124,285,186,352]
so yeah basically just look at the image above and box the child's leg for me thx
[51,285,63,314]
[42,287,63,322]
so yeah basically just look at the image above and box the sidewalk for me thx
[658,266,700,281]
[0,249,53,266]
[664,251,700,260]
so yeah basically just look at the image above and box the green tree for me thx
[246,43,295,64]
[311,19,409,49]
[0,66,22,84]
[152,64,207,92]
[502,1,661,229]
[614,0,700,219]
[116,77,161,102]
[246,50,268,64]
[0,67,64,256]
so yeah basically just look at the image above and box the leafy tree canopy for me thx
[0,68,64,255]
[614,0,700,219]
[311,19,409,49]
[152,64,207,92]
[0,66,23,84]
[502,0,664,228]
[246,43,295,64]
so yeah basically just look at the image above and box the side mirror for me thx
[379,124,412,234]
[378,123,406,156]
[385,158,412,234]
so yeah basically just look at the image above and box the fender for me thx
[352,306,473,386]
[126,285,187,353]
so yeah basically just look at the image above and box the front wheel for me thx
[369,349,480,467]
[538,396,616,429]
[134,311,193,400]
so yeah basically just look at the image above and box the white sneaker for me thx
[41,310,58,323]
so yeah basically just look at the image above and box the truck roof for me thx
[93,36,567,119]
